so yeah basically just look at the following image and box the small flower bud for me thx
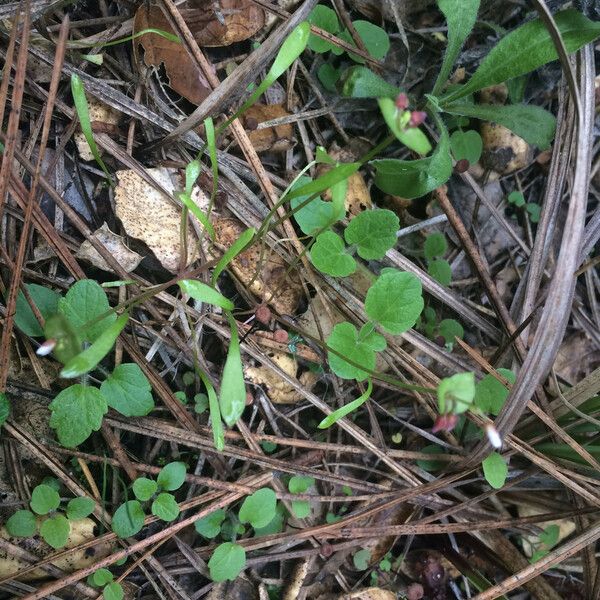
[36,339,56,356]
[395,92,409,110]
[485,423,502,449]
[432,413,459,433]
[409,111,427,127]
[273,329,289,344]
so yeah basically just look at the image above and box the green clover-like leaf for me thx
[310,231,356,277]
[100,363,154,417]
[132,478,158,502]
[344,209,399,260]
[437,372,475,414]
[194,508,226,539]
[151,493,180,522]
[238,488,277,529]
[30,484,60,515]
[66,497,95,520]
[40,514,70,549]
[157,462,187,491]
[6,510,37,537]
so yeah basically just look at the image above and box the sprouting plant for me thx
[111,461,187,538]
[508,191,541,223]
[5,483,95,549]
[87,568,124,600]
[15,280,155,448]
[529,524,560,563]
[424,232,452,287]
[288,475,315,519]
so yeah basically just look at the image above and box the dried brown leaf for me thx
[243,103,295,153]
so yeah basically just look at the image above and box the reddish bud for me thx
[273,329,289,344]
[320,543,334,558]
[454,158,470,173]
[409,111,427,127]
[255,304,271,325]
[432,413,459,433]
[395,92,409,110]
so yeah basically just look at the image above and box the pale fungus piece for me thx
[212,217,303,314]
[0,518,111,581]
[75,222,143,273]
[74,99,120,161]
[480,122,533,176]
[114,168,199,273]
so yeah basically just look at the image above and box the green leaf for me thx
[71,74,111,181]
[208,542,246,582]
[327,323,385,381]
[288,476,315,494]
[6,510,37,537]
[508,191,525,207]
[43,313,82,365]
[30,484,60,515]
[378,97,432,155]
[14,284,61,337]
[340,66,399,98]
[344,209,399,260]
[428,258,452,286]
[49,384,108,447]
[317,63,341,92]
[178,280,234,311]
[347,21,390,63]
[285,162,360,201]
[132,478,158,502]
[432,0,480,95]
[530,549,549,563]
[254,503,285,536]
[307,5,340,53]
[474,369,516,416]
[194,393,208,414]
[66,497,95,520]
[365,270,424,334]
[100,363,154,417]
[526,203,541,223]
[58,279,116,343]
[482,452,508,489]
[179,191,215,240]
[239,488,277,529]
[200,370,225,452]
[211,228,256,286]
[157,462,187,491]
[437,372,475,414]
[318,378,373,428]
[372,129,452,199]
[112,500,145,538]
[60,313,128,378]
[266,21,310,81]
[91,568,113,586]
[0,392,9,427]
[449,129,483,164]
[103,582,124,600]
[444,103,556,149]
[310,231,357,277]
[424,233,447,260]
[151,493,180,522]
[290,176,344,236]
[353,548,371,570]
[416,445,446,471]
[438,318,464,346]
[442,10,600,103]
[40,514,70,549]
[219,313,246,427]
[539,524,560,548]
[194,508,226,539]
[291,500,310,519]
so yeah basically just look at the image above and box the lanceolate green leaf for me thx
[60,313,128,378]
[340,66,399,98]
[372,128,452,199]
[442,10,600,103]
[178,280,234,311]
[285,162,360,202]
[199,370,224,451]
[432,0,480,96]
[211,228,256,286]
[219,313,246,427]
[443,102,556,149]
[318,378,373,428]
[179,192,215,240]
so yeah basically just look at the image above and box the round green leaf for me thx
[132,478,158,502]
[100,363,154,417]
[291,500,310,519]
[112,500,145,538]
[30,484,60,515]
[317,63,341,92]
[91,568,114,586]
[66,497,95,520]
[344,209,399,260]
[424,233,447,260]
[40,514,70,549]
[157,462,187,491]
[290,176,344,235]
[49,384,108,448]
[310,231,357,277]
[6,510,37,537]
[307,5,340,53]
[348,20,390,62]
[450,129,483,164]
[438,319,464,346]
[353,548,371,570]
[474,369,516,416]
[208,542,246,582]
[428,258,452,286]
[327,322,385,381]
[254,503,285,537]
[104,582,124,600]
[437,372,475,414]
[14,284,61,337]
[151,493,180,522]
[288,476,315,494]
[238,488,277,529]
[365,270,424,334]
[194,508,226,539]
[482,452,508,489]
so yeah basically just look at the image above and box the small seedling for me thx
[88,568,124,600]
[288,475,315,519]
[529,524,560,563]
[6,484,95,549]
[112,462,187,538]
[423,233,452,287]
